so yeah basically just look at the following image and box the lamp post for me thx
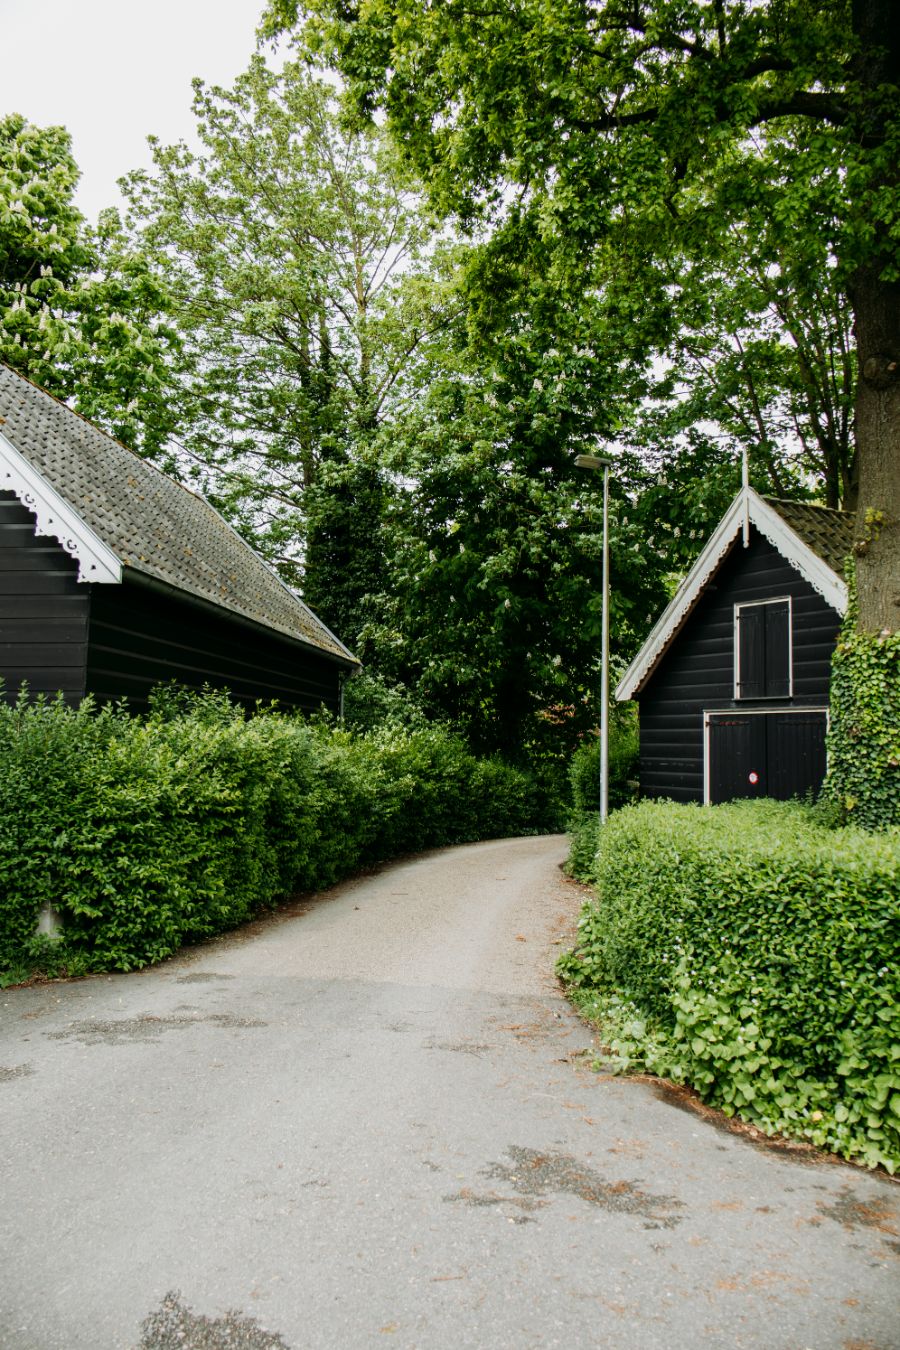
[575,453,612,825]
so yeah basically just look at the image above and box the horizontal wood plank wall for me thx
[86,574,343,714]
[0,491,89,703]
[637,528,840,802]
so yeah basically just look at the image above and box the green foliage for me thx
[120,55,444,611]
[265,1,900,645]
[563,813,602,888]
[564,712,640,882]
[559,799,900,1171]
[341,670,428,734]
[0,691,125,970]
[359,332,672,762]
[823,597,900,830]
[0,691,550,979]
[0,114,179,456]
[118,50,674,750]
[569,714,639,816]
[265,0,886,509]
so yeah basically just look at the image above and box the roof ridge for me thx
[763,494,855,517]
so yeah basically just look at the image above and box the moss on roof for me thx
[764,497,856,578]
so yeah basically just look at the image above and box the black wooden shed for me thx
[0,364,359,712]
[615,487,855,805]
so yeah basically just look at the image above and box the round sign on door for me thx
[748,771,759,784]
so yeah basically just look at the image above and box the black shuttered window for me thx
[736,600,791,699]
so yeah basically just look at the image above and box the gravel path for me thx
[1,834,898,1349]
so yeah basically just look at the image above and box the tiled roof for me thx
[764,497,856,578]
[0,364,357,664]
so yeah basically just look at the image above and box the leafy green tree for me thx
[361,296,672,762]
[636,121,857,510]
[0,113,178,455]
[263,0,899,635]
[121,55,451,640]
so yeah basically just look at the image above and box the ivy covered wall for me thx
[823,577,900,831]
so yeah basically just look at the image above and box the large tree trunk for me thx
[850,0,900,634]
[852,266,900,633]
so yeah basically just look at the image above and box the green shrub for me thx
[569,713,639,816]
[559,799,900,1171]
[0,690,552,979]
[564,711,639,884]
[0,692,125,969]
[564,812,602,883]
[341,670,429,734]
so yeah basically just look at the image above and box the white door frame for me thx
[703,706,829,805]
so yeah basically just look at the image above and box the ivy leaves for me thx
[824,600,900,830]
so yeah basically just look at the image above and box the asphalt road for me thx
[1,834,898,1350]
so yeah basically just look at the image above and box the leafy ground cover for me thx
[0,689,556,984]
[559,799,900,1172]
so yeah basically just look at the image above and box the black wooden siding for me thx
[636,528,840,803]
[0,491,89,703]
[0,492,345,714]
[86,574,344,715]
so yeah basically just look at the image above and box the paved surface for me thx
[1,834,898,1350]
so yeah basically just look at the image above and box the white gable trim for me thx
[615,487,848,702]
[0,427,121,583]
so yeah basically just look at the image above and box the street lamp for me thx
[575,453,612,825]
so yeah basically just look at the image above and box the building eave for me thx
[122,568,360,669]
[0,426,122,583]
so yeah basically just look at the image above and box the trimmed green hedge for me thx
[0,690,552,979]
[559,799,900,1171]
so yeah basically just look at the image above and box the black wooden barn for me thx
[0,364,358,712]
[615,487,855,805]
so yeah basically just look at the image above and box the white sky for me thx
[1,0,276,222]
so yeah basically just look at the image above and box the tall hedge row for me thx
[559,800,900,1171]
[0,691,554,977]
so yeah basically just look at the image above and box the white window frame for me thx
[702,706,829,805]
[733,595,793,701]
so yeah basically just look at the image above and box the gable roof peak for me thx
[615,485,852,702]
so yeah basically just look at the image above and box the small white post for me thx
[600,462,610,825]
[742,447,750,548]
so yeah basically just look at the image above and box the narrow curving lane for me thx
[1,835,898,1349]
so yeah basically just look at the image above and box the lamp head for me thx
[575,454,612,471]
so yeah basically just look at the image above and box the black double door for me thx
[708,710,827,805]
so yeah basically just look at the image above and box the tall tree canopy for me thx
[0,113,177,455]
[114,50,677,756]
[630,121,857,511]
[363,273,677,759]
[121,55,452,636]
[264,0,900,634]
